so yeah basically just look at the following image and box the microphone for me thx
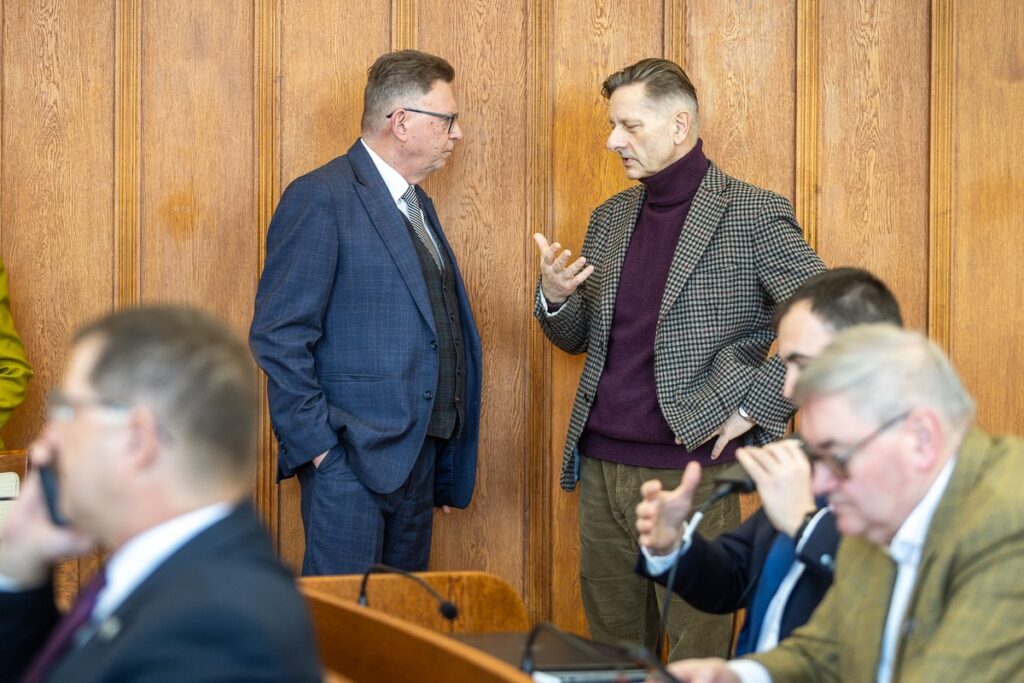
[357,563,458,620]
[711,462,757,495]
[519,621,679,682]
[652,462,753,660]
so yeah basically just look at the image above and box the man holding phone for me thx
[0,307,320,683]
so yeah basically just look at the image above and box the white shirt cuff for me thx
[728,659,773,683]
[638,536,688,573]
[539,292,563,317]
[794,507,829,553]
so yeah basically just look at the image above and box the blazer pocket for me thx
[320,373,383,382]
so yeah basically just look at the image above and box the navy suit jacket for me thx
[637,507,839,644]
[249,140,483,507]
[0,504,320,683]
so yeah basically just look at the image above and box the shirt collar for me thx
[887,457,956,565]
[94,502,234,620]
[360,138,410,206]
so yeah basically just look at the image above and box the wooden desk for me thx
[305,589,531,683]
[301,570,530,634]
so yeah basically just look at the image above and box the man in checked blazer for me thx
[533,58,823,659]
[250,51,482,575]
[668,325,1024,683]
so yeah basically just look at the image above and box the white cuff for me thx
[728,659,773,683]
[539,292,563,317]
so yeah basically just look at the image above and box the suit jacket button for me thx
[423,391,434,400]
[820,554,834,568]
[430,340,438,349]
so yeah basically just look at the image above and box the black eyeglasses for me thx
[386,107,458,134]
[796,409,912,480]
[47,390,130,423]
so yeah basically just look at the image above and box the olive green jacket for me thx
[0,258,32,447]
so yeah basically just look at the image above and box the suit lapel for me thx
[841,540,898,680]
[348,142,434,328]
[599,188,644,337]
[891,431,986,677]
[657,162,727,322]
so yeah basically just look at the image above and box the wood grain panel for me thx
[416,0,530,595]
[947,0,1024,434]
[275,0,390,570]
[525,0,554,627]
[139,1,255,334]
[549,0,663,635]
[279,0,390,187]
[796,0,820,248]
[928,0,953,352]
[816,0,930,329]
[0,0,116,604]
[686,0,796,201]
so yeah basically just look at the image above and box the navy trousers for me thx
[296,437,441,575]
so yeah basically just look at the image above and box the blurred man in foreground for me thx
[0,307,320,683]
[664,324,1024,682]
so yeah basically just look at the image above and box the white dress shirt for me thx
[360,139,444,257]
[729,457,956,683]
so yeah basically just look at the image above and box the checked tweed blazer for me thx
[751,430,1024,682]
[536,161,823,491]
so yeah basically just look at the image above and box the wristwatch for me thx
[737,405,756,424]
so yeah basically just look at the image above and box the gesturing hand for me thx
[533,233,595,305]
[635,461,702,556]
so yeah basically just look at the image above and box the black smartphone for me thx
[36,464,68,527]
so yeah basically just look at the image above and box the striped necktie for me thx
[402,185,443,271]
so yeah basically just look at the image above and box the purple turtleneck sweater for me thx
[579,139,739,469]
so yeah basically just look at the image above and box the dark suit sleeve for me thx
[0,582,59,682]
[796,509,839,581]
[249,175,341,474]
[742,193,825,439]
[636,510,769,614]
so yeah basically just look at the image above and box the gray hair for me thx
[360,50,455,136]
[601,58,699,130]
[793,324,975,431]
[75,306,258,486]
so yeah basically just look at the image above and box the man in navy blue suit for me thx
[250,50,482,575]
[635,268,902,654]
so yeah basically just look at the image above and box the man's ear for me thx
[389,110,410,142]
[673,110,691,145]
[125,406,163,472]
[910,408,944,470]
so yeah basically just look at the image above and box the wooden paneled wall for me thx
[0,0,1020,631]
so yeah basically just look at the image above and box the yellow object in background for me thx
[0,257,32,448]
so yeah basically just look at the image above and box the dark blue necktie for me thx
[735,532,796,656]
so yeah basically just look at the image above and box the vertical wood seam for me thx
[255,0,280,539]
[664,0,687,68]
[928,0,953,352]
[114,0,141,308]
[391,0,415,50]
[525,0,553,626]
[795,0,819,249]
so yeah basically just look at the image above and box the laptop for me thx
[453,630,652,682]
